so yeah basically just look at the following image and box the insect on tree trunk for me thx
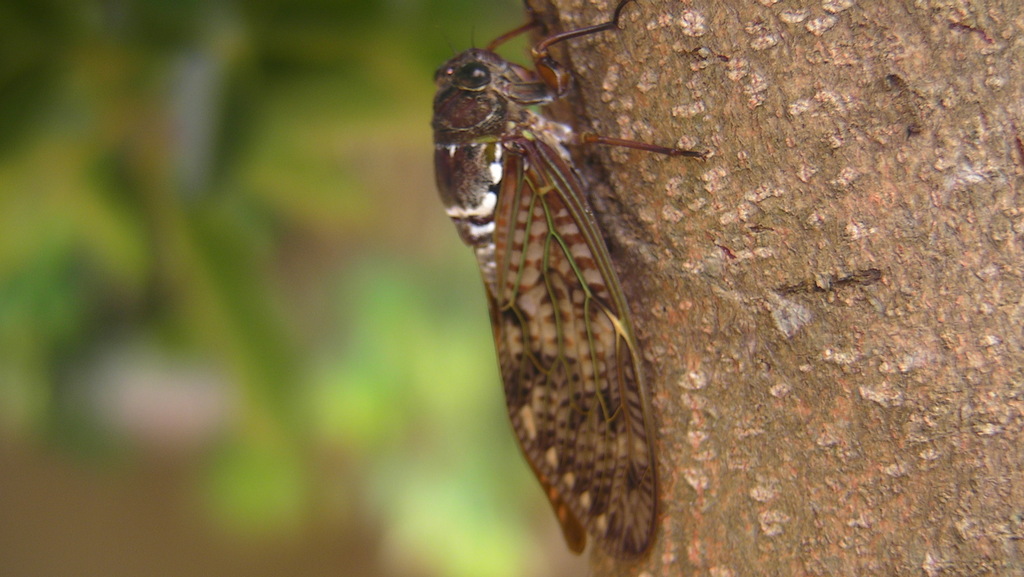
[529,0,1024,575]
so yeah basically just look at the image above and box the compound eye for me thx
[455,62,490,89]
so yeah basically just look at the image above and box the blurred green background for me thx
[0,1,587,576]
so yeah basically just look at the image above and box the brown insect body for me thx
[432,1,699,558]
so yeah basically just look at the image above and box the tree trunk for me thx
[530,0,1024,575]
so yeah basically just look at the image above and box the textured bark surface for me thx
[528,0,1024,575]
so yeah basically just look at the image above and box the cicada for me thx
[432,0,704,558]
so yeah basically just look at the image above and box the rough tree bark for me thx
[528,0,1024,575]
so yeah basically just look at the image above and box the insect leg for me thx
[579,133,709,159]
[531,0,638,95]
[486,19,541,52]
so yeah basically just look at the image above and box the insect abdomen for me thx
[435,142,505,286]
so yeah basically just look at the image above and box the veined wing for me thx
[487,136,657,557]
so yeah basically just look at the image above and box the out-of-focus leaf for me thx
[205,438,307,535]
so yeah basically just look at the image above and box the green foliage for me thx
[308,258,539,577]
[0,0,552,576]
[205,437,308,535]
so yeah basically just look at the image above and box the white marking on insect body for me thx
[489,160,503,184]
[468,221,496,238]
[546,446,559,469]
[519,262,541,286]
[634,437,648,454]
[579,491,592,510]
[519,405,538,440]
[445,191,497,218]
[516,284,546,317]
[525,238,545,262]
[569,241,591,259]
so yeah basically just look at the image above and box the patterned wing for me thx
[487,137,657,558]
